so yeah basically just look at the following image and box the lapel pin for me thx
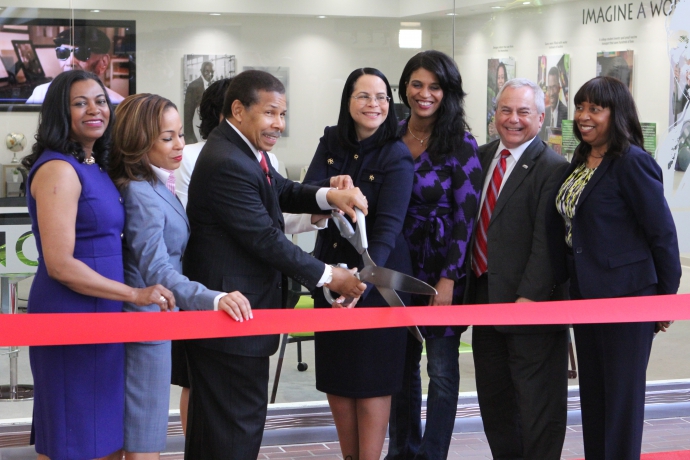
[522,164,528,169]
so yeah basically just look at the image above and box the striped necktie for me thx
[472,149,511,277]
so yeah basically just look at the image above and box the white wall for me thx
[0,1,677,178]
[452,1,672,143]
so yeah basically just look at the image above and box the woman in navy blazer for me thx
[546,76,681,459]
[303,68,414,460]
[109,94,251,459]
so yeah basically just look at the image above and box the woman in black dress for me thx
[303,68,414,460]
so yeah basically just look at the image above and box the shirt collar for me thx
[496,136,537,163]
[226,119,261,162]
[151,164,173,185]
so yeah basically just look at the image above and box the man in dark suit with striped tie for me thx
[465,78,569,460]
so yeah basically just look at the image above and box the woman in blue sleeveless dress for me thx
[23,70,174,460]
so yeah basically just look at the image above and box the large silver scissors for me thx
[323,208,437,343]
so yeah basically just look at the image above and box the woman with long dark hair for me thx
[304,67,414,460]
[547,76,681,458]
[387,50,482,460]
[23,70,173,460]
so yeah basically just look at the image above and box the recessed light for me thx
[446,13,457,16]
[209,13,221,16]
[523,1,531,4]
[90,9,100,12]
[317,15,327,18]
[491,6,504,9]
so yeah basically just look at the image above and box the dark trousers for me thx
[184,342,269,460]
[387,332,461,460]
[567,252,657,460]
[472,326,568,460]
[573,322,654,460]
[472,274,568,460]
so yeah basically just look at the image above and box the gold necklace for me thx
[407,125,431,145]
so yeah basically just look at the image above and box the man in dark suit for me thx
[183,61,214,144]
[465,78,569,459]
[540,67,568,141]
[182,70,368,460]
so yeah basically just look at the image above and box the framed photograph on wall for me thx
[243,66,290,137]
[596,50,633,92]
[183,54,236,144]
[11,40,45,83]
[537,54,570,155]
[0,18,136,111]
[486,57,516,143]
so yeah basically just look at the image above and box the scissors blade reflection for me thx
[377,286,424,343]
[360,265,437,295]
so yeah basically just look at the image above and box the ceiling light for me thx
[90,9,100,12]
[399,29,422,49]
[317,15,327,18]
[523,1,531,4]
[446,13,457,16]
[491,6,503,9]
[209,13,221,16]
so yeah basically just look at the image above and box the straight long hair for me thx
[398,50,469,162]
[109,93,177,189]
[22,69,114,170]
[572,76,645,164]
[337,68,398,151]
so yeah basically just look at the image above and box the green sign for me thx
[641,122,657,156]
[561,120,578,157]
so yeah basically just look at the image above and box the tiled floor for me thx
[159,417,690,460]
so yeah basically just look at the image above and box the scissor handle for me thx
[330,211,355,237]
[323,263,356,305]
[331,207,368,254]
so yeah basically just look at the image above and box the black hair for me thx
[496,62,508,90]
[22,69,114,170]
[398,50,470,161]
[548,66,560,81]
[222,70,284,118]
[572,76,645,164]
[198,78,233,139]
[337,68,398,150]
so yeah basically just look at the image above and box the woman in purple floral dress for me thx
[387,50,483,460]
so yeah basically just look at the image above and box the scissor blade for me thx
[360,266,438,296]
[377,286,424,343]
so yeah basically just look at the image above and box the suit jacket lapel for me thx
[218,121,275,190]
[152,179,189,230]
[218,121,256,162]
[574,154,613,212]
[490,137,543,223]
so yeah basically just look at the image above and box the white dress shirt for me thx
[478,136,537,212]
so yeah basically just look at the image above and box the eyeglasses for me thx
[352,94,391,105]
[55,46,92,62]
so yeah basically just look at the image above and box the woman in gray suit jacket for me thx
[109,93,252,459]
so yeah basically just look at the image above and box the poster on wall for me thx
[537,54,570,156]
[596,50,633,92]
[0,18,136,111]
[655,0,690,252]
[183,54,236,144]
[243,66,290,137]
[487,58,516,143]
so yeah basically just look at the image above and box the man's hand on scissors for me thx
[326,187,368,222]
[327,266,366,299]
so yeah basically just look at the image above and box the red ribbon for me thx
[1,294,688,346]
